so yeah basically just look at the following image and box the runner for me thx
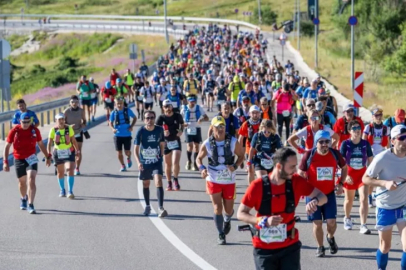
[183,73,200,98]
[100,81,116,125]
[383,109,406,136]
[272,83,297,143]
[298,130,348,257]
[110,68,121,86]
[64,95,87,176]
[238,105,262,184]
[114,78,131,106]
[167,85,184,114]
[124,69,135,103]
[237,147,327,270]
[132,76,145,119]
[181,95,209,171]
[196,116,244,244]
[12,99,40,128]
[333,103,365,149]
[229,75,245,110]
[2,112,50,214]
[248,119,282,178]
[259,97,276,127]
[134,110,168,218]
[156,99,184,191]
[204,73,217,112]
[140,81,156,111]
[156,79,168,114]
[208,102,239,137]
[76,75,94,124]
[324,88,338,117]
[339,120,373,234]
[362,124,406,270]
[89,77,99,122]
[109,97,137,172]
[47,113,80,199]
[213,80,230,112]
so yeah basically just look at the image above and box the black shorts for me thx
[53,149,75,165]
[74,132,83,143]
[138,163,163,180]
[253,157,273,173]
[15,159,38,178]
[253,241,301,270]
[206,92,214,97]
[164,138,182,155]
[81,99,91,107]
[136,98,144,104]
[144,102,153,109]
[104,101,114,110]
[185,127,202,144]
[159,100,163,108]
[114,136,132,151]
[173,107,180,114]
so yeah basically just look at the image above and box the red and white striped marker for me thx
[354,72,364,108]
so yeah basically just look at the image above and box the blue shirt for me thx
[12,110,39,125]
[303,87,318,100]
[295,86,306,98]
[225,115,240,133]
[238,90,256,105]
[134,126,165,168]
[294,115,308,131]
[109,108,136,137]
[383,117,405,129]
[250,133,282,155]
[340,139,373,169]
[325,111,336,128]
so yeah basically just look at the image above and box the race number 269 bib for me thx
[25,154,39,166]
[260,224,287,243]
[316,167,334,181]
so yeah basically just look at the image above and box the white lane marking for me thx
[137,180,217,270]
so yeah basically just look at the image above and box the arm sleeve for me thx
[298,151,311,171]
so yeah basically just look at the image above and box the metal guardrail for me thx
[0,14,259,30]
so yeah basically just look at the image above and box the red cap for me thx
[395,109,406,123]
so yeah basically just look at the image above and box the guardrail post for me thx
[53,109,56,121]
[41,112,44,127]
[59,107,62,113]
[47,110,50,125]
[1,123,4,141]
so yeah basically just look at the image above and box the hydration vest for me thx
[204,80,216,92]
[305,148,340,170]
[114,108,130,126]
[54,125,71,146]
[237,108,249,126]
[115,85,126,96]
[305,124,324,150]
[367,123,389,147]
[217,86,227,100]
[168,93,181,108]
[259,175,295,215]
[247,120,260,143]
[261,108,273,121]
[208,134,234,166]
[185,79,198,92]
[184,105,201,123]
[254,132,278,154]
[344,139,368,168]
[217,113,236,137]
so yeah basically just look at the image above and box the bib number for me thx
[217,100,226,105]
[57,149,70,159]
[317,167,334,181]
[104,97,112,103]
[171,101,178,108]
[142,148,158,160]
[82,92,89,98]
[350,158,363,170]
[282,110,290,117]
[25,154,38,166]
[261,158,273,170]
[167,140,179,150]
[187,127,197,135]
[137,96,144,101]
[90,93,97,99]
[215,169,233,183]
[259,224,287,243]
[74,133,81,138]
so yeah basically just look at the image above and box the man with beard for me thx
[156,100,184,191]
[363,125,406,270]
[237,147,327,270]
[298,130,348,258]
[196,116,244,245]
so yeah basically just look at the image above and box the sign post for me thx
[279,33,287,62]
[354,72,363,116]
[348,0,358,105]
[0,39,11,113]
[129,43,138,72]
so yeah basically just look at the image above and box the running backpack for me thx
[345,139,368,167]
[305,147,340,171]
[208,134,234,166]
[259,175,295,215]
[114,108,130,126]
[54,125,71,145]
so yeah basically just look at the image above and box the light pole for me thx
[297,0,300,50]
[257,0,262,24]
[164,0,169,44]
[314,0,318,69]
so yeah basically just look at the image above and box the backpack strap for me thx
[345,140,352,165]
[361,139,368,166]
[285,179,295,214]
[258,175,272,215]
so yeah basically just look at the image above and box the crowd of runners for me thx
[3,24,406,270]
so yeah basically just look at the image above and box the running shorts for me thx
[306,192,337,221]
[15,159,38,178]
[206,181,236,200]
[138,163,163,180]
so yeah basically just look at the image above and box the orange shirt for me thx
[239,121,260,154]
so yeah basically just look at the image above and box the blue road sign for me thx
[312,18,320,25]
[348,16,358,26]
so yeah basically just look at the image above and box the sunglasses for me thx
[70,100,79,103]
[374,114,383,117]
[318,140,330,145]
[263,130,271,134]
[261,103,268,106]
[351,126,361,131]
[163,105,171,108]
[243,100,250,103]
[397,135,406,141]
[311,116,320,121]
[145,117,155,120]
[345,110,354,113]
[21,120,31,124]
[215,125,225,129]
[306,104,315,107]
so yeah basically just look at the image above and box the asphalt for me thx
[0,24,403,270]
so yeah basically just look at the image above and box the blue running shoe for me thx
[127,158,132,169]
[120,165,126,172]
[59,189,66,197]
[27,204,36,214]
[20,197,27,210]
[74,169,80,176]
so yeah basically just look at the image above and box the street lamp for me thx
[164,0,169,44]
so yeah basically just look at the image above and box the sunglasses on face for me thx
[351,126,361,131]
[70,100,79,103]
[311,116,320,121]
[243,100,250,103]
[345,110,354,113]
[215,125,225,129]
[263,130,271,134]
[374,114,383,117]
[306,104,315,107]
[318,140,330,145]
[163,105,171,108]
[145,117,155,120]
[21,120,31,124]
[261,103,268,106]
[397,135,406,141]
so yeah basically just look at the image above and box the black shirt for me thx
[133,82,144,94]
[156,113,184,141]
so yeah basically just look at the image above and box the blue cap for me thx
[20,112,30,121]
[313,130,331,147]
[187,96,197,102]
[105,81,111,88]
[116,78,122,83]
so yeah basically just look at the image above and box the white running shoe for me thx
[359,224,371,235]
[343,217,353,230]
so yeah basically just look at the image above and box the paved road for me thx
[1,25,403,270]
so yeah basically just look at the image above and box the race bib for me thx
[137,96,144,101]
[266,93,272,100]
[187,127,197,135]
[104,97,112,103]
[142,148,158,160]
[350,158,363,170]
[316,167,334,181]
[82,92,89,98]
[74,133,81,138]
[373,136,382,144]
[57,149,70,159]
[282,110,290,117]
[90,93,97,99]
[215,169,233,183]
[167,140,179,150]
[261,158,273,169]
[171,102,178,108]
[259,224,287,243]
[217,100,226,105]
[25,154,38,166]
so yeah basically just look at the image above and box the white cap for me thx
[89,77,94,81]
[162,99,172,106]
[55,113,64,120]
[391,125,406,138]
[343,103,355,112]
[249,105,260,113]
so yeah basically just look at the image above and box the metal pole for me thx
[297,0,300,50]
[314,0,318,69]
[257,0,262,24]
[351,0,354,93]
[133,59,136,73]
[164,0,169,44]
[282,45,284,62]
[293,0,296,34]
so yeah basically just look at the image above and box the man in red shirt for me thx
[110,68,121,86]
[237,147,327,270]
[298,130,348,257]
[333,103,364,149]
[238,105,261,184]
[2,113,51,214]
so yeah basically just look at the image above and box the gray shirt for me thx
[366,149,406,209]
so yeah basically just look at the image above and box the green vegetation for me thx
[6,34,29,50]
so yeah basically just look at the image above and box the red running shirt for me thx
[7,126,42,159]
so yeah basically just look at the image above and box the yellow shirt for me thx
[183,79,199,96]
[49,125,75,150]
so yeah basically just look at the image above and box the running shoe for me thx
[368,194,375,208]
[127,158,132,169]
[192,163,199,171]
[326,235,338,254]
[27,204,36,214]
[74,169,80,176]
[173,180,180,191]
[316,246,325,257]
[120,165,126,172]
[59,189,66,197]
[158,208,168,218]
[20,197,27,210]
[67,192,75,199]
[166,181,173,191]
[343,217,353,230]
[143,205,151,216]
[223,220,231,235]
[185,161,192,171]
[359,224,371,235]
[92,116,95,122]
[217,233,226,245]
